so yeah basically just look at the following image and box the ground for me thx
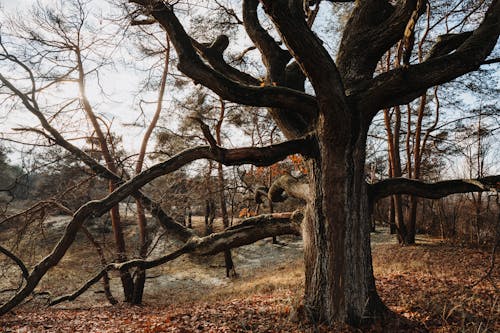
[0,213,498,332]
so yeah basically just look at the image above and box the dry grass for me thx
[0,216,499,332]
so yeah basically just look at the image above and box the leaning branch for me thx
[49,212,300,306]
[0,245,29,282]
[0,138,312,315]
[369,175,500,201]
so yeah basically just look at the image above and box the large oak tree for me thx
[128,0,499,326]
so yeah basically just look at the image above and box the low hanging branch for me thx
[0,245,29,283]
[369,175,500,201]
[0,137,313,316]
[49,212,301,306]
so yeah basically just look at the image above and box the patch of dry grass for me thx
[1,216,499,332]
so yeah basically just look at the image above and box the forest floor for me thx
[0,214,499,332]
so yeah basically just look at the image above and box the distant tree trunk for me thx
[215,99,236,278]
[384,106,407,243]
[405,93,427,245]
[76,46,134,300]
[204,199,215,236]
[389,196,396,234]
[131,36,170,304]
[186,207,192,228]
[269,126,279,244]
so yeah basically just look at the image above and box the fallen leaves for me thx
[0,294,307,333]
[0,240,498,332]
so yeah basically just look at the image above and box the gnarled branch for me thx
[49,212,300,306]
[369,175,500,201]
[356,0,500,112]
[191,35,260,86]
[261,0,346,104]
[0,137,313,315]
[130,0,318,117]
[269,174,310,203]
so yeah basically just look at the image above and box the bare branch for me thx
[0,54,193,244]
[49,212,300,306]
[425,32,473,60]
[356,0,500,112]
[191,36,260,86]
[191,117,218,149]
[0,136,313,315]
[370,175,500,201]
[242,0,291,81]
[0,245,29,282]
[129,0,318,117]
[261,0,346,103]
[482,57,500,65]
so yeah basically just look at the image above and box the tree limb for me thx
[241,0,312,138]
[49,212,300,306]
[190,36,260,86]
[425,32,473,60]
[369,175,500,201]
[129,0,318,118]
[260,0,347,106]
[0,55,196,244]
[0,137,313,315]
[0,245,29,283]
[482,57,500,65]
[269,174,310,203]
[356,0,500,112]
[242,0,291,82]
[337,0,420,90]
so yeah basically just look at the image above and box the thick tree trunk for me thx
[302,120,385,325]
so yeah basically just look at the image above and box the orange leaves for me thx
[288,155,308,175]
[238,208,257,218]
[246,164,286,183]
[259,79,278,87]
[0,294,304,332]
[247,157,308,183]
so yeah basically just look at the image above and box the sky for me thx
[0,0,499,178]
[0,0,175,168]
